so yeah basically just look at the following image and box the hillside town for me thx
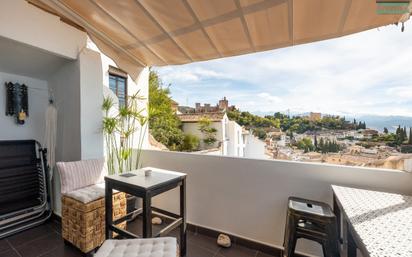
[166,97,412,172]
[147,70,412,172]
[265,113,412,172]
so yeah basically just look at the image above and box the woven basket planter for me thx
[62,192,127,253]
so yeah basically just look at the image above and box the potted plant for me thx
[102,92,147,218]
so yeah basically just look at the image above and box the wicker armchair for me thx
[57,159,127,253]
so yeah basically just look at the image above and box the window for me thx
[109,66,128,107]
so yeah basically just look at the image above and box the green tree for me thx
[409,128,412,145]
[253,128,267,140]
[383,127,389,134]
[296,137,315,153]
[198,117,218,146]
[179,134,200,152]
[403,126,408,140]
[318,137,324,151]
[148,69,184,150]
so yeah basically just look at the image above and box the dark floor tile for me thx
[186,243,216,257]
[126,217,195,242]
[1,249,21,257]
[0,239,12,253]
[7,223,54,247]
[256,251,278,257]
[38,241,83,257]
[216,244,258,257]
[188,233,221,252]
[3,219,265,257]
[15,231,61,257]
[47,220,62,235]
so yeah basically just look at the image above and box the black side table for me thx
[105,167,187,256]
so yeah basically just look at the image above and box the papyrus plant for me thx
[102,92,148,175]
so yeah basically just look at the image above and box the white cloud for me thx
[159,67,228,83]
[257,93,283,103]
[156,23,412,116]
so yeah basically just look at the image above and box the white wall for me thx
[94,39,149,149]
[0,71,48,142]
[244,133,268,159]
[48,61,81,163]
[79,49,104,159]
[0,0,86,60]
[227,120,243,157]
[141,150,412,256]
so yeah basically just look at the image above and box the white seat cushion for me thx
[94,238,177,257]
[64,183,106,203]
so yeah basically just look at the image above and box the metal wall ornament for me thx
[5,82,29,125]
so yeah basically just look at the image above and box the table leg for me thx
[105,181,113,239]
[180,179,187,257]
[347,224,357,257]
[142,194,152,238]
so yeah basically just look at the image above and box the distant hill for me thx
[251,111,412,133]
[348,115,412,132]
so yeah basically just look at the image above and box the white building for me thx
[178,112,248,157]
[227,120,246,157]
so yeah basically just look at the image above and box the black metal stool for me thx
[283,197,340,257]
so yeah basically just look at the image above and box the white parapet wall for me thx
[141,149,412,256]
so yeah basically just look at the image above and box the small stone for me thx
[217,234,231,248]
[152,217,162,225]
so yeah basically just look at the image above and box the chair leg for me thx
[283,214,298,257]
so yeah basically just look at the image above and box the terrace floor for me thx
[0,218,274,257]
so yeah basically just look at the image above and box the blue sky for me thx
[155,24,412,117]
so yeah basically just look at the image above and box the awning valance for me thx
[28,0,408,79]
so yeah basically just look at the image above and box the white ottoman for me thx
[94,237,177,257]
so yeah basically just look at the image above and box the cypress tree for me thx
[319,138,324,152]
[409,128,412,145]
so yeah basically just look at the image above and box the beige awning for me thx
[28,0,408,79]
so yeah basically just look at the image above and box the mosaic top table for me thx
[332,185,412,257]
[105,167,187,256]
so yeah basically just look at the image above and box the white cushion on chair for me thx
[64,183,106,203]
[94,237,177,257]
[57,159,107,194]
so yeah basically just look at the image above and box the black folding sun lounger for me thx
[0,140,51,238]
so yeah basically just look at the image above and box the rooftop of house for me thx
[178,112,226,123]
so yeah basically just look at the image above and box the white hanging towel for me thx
[44,104,57,170]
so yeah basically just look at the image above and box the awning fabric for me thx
[28,0,407,79]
